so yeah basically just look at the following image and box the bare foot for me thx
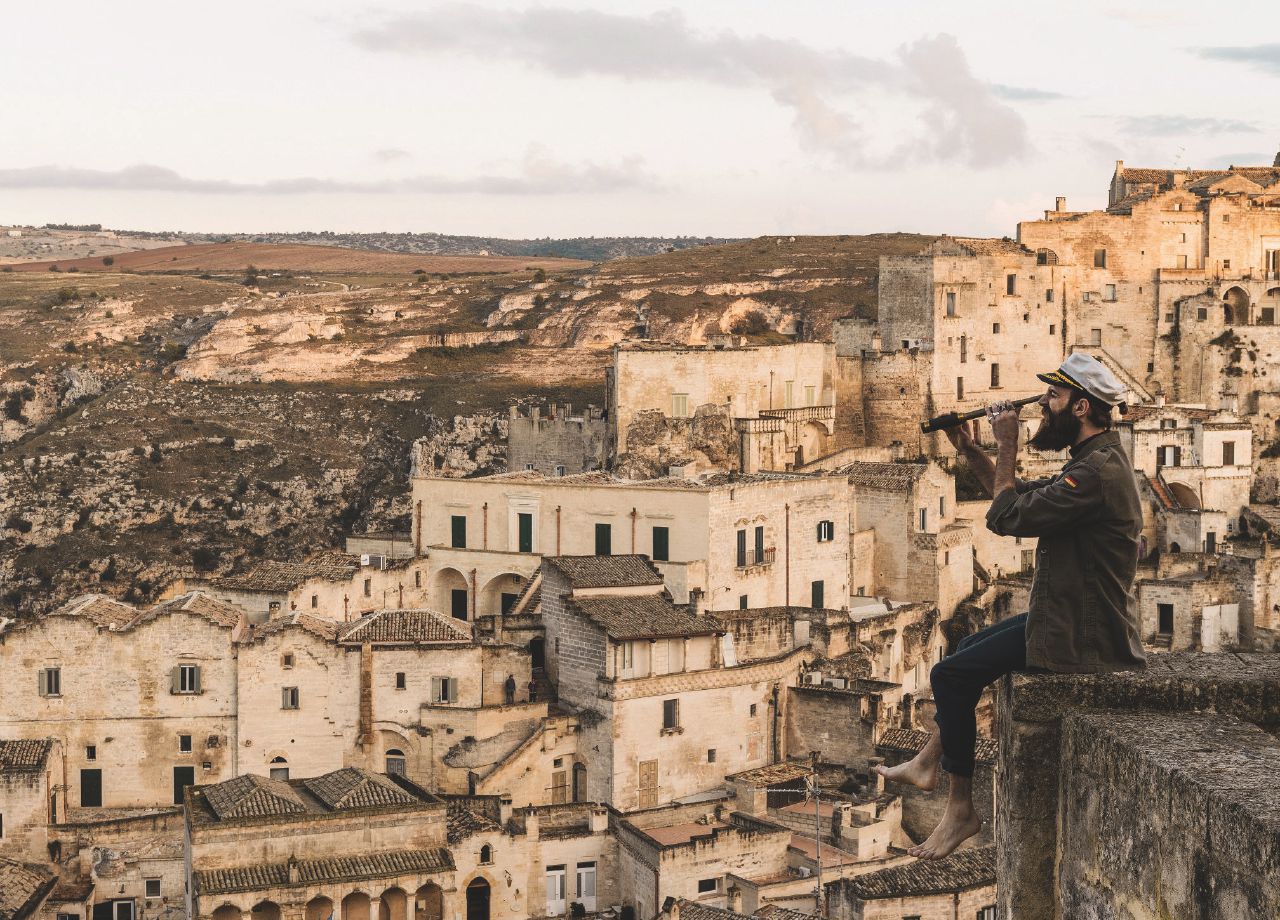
[875,756,938,792]
[907,805,982,860]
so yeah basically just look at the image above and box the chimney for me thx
[868,757,886,794]
[287,857,299,885]
[524,808,540,840]
[870,330,883,352]
[1055,196,1066,212]
[590,805,608,833]
[499,795,513,826]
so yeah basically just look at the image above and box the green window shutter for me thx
[193,666,202,694]
[38,669,48,697]
[451,515,467,549]
[170,667,181,695]
[652,527,669,562]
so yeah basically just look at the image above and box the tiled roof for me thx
[665,899,752,920]
[836,844,995,899]
[0,858,56,920]
[202,774,308,820]
[1119,405,1219,425]
[446,799,503,844]
[215,559,358,593]
[137,592,244,629]
[302,768,418,810]
[545,555,665,589]
[842,461,928,491]
[52,595,136,629]
[753,906,812,920]
[726,762,812,786]
[341,608,472,644]
[251,612,343,642]
[949,236,1031,256]
[568,594,719,641]
[1119,165,1280,191]
[878,728,997,765]
[0,740,55,774]
[193,848,454,896]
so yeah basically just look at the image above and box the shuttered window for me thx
[431,677,458,704]
[171,664,201,695]
[652,526,670,562]
[281,687,299,709]
[38,667,62,697]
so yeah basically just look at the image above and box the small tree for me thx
[102,255,114,266]
[532,268,547,283]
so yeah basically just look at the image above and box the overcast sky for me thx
[2,0,1278,238]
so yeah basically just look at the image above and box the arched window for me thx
[479,844,493,865]
[269,757,288,781]
[385,749,406,776]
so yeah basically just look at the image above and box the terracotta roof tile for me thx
[138,592,244,629]
[215,559,358,593]
[726,762,812,786]
[665,901,752,920]
[878,728,997,764]
[0,858,57,920]
[568,594,719,640]
[52,595,137,629]
[445,799,503,844]
[753,906,812,920]
[251,613,343,642]
[842,461,929,491]
[193,848,453,896]
[340,609,472,644]
[202,774,308,820]
[301,768,418,810]
[0,740,55,774]
[546,555,665,589]
[834,844,994,899]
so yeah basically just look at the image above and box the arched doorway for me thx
[465,878,490,920]
[431,567,470,621]
[1170,542,1182,554]
[378,888,407,920]
[414,883,444,920]
[342,892,371,920]
[213,905,242,920]
[479,572,527,618]
[385,749,406,776]
[1223,286,1249,325]
[1167,481,1201,509]
[305,897,335,920]
[795,420,829,467]
[251,902,282,920]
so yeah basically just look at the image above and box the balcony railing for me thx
[736,547,776,569]
[759,405,835,422]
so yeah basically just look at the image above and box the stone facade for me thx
[506,404,608,477]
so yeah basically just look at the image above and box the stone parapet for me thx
[997,652,1280,919]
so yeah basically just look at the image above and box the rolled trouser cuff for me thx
[939,753,975,778]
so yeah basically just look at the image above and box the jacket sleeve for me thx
[986,465,1104,537]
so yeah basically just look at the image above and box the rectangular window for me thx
[545,865,567,917]
[451,589,468,620]
[431,677,458,704]
[310,594,318,609]
[500,592,518,614]
[1049,324,1056,335]
[281,687,300,709]
[957,377,964,400]
[662,699,679,730]
[977,909,997,920]
[173,766,194,805]
[178,734,192,754]
[784,380,795,408]
[362,577,371,598]
[992,322,1001,334]
[145,879,161,900]
[1223,259,1231,270]
[39,667,62,697]
[816,520,834,542]
[414,570,422,588]
[85,745,96,761]
[697,879,718,894]
[990,363,1000,388]
[707,748,717,763]
[1158,604,1174,635]
[919,508,927,531]
[620,641,635,672]
[80,769,102,808]
[652,526,670,562]
[946,291,956,316]
[173,664,200,695]
[1105,284,1117,301]
[754,525,765,561]
[1223,441,1236,466]
[1045,288,1054,303]
[1005,274,1016,295]
[1090,328,1102,347]
[939,496,946,517]
[1177,254,1188,269]
[805,385,816,406]
[270,765,289,781]
[739,595,748,609]
[1094,249,1107,268]
[750,703,757,717]
[1262,307,1276,325]
[282,653,295,669]
[959,334,967,363]
[395,672,406,690]
[811,580,824,609]
[671,393,689,418]
[594,522,612,556]
[450,514,467,548]
[518,512,533,553]
[736,529,746,567]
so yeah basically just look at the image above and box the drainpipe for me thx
[483,502,489,550]
[631,507,637,554]
[471,569,478,620]
[785,504,791,606]
[556,506,562,555]
[414,501,423,556]
[770,683,781,761]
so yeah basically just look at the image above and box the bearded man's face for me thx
[1028,395,1082,451]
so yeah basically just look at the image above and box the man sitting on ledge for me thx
[877,353,1147,859]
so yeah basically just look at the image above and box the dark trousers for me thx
[930,613,1028,778]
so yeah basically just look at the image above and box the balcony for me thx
[736,547,776,569]
[759,405,835,423]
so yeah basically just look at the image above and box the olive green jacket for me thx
[986,431,1147,673]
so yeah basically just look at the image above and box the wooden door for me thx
[638,759,658,809]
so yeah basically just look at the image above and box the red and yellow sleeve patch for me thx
[1063,475,1079,488]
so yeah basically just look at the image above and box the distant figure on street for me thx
[876,354,1146,860]
[504,674,516,705]
[527,677,539,703]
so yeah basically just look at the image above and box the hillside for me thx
[0,233,934,617]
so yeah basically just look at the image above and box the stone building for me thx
[823,845,995,920]
[0,740,62,865]
[411,469,852,618]
[0,857,57,920]
[506,404,608,477]
[606,342,850,475]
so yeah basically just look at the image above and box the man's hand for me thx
[988,401,1022,449]
[944,418,981,454]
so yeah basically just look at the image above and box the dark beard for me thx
[1028,406,1081,451]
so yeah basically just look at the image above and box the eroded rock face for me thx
[612,405,737,479]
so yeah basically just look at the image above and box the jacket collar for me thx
[1070,430,1119,461]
